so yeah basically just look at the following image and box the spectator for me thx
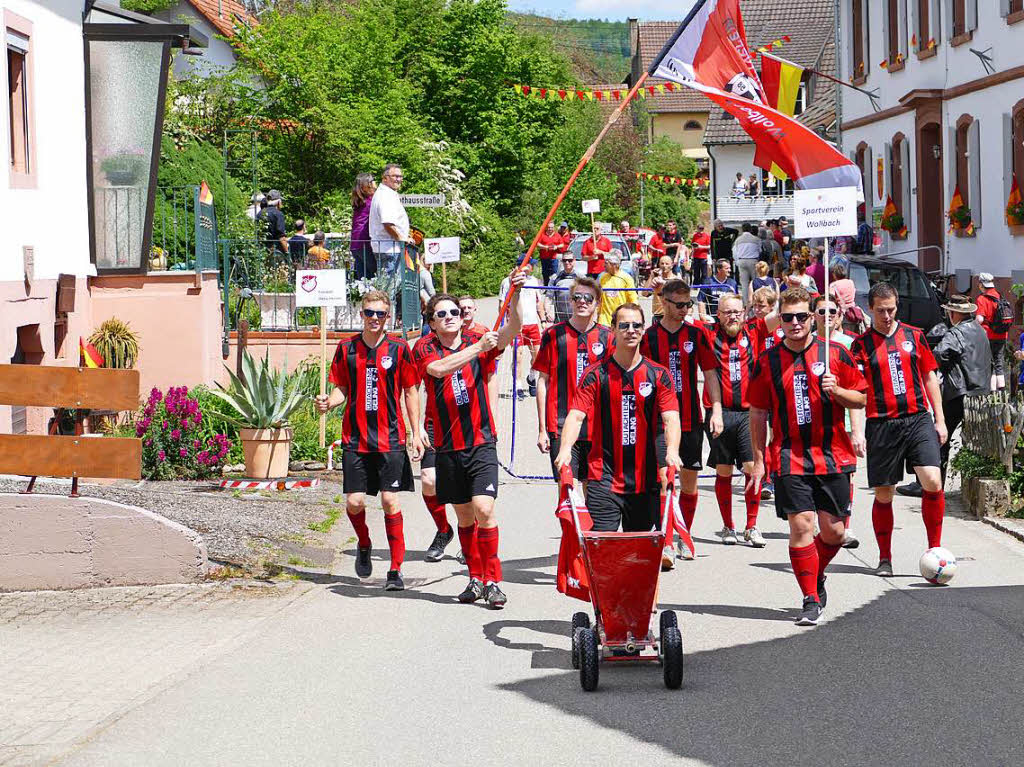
[597,253,638,327]
[537,221,563,286]
[369,164,413,279]
[806,247,826,294]
[458,296,489,336]
[751,285,778,323]
[732,222,762,300]
[351,173,377,279]
[702,259,738,319]
[557,221,572,256]
[288,219,309,264]
[262,189,288,257]
[499,268,544,398]
[647,254,676,324]
[748,260,778,304]
[419,260,437,306]
[547,254,579,323]
[748,173,760,196]
[732,172,749,197]
[307,231,330,266]
[853,207,874,254]
[246,192,265,220]
[975,272,1011,391]
[663,220,683,269]
[785,255,815,292]
[777,215,793,258]
[769,219,785,250]
[710,219,738,268]
[1015,330,1024,395]
[690,222,711,286]
[580,223,612,276]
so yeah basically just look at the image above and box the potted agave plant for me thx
[210,351,306,478]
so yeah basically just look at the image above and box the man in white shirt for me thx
[369,164,413,278]
[732,223,762,301]
[499,267,545,399]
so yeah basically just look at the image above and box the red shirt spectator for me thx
[647,232,667,260]
[537,230,562,261]
[690,229,711,261]
[581,234,612,276]
[977,285,1010,341]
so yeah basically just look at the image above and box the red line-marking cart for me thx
[556,466,684,691]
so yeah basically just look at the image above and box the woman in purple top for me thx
[351,173,376,279]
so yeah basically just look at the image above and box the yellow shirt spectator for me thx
[598,268,638,326]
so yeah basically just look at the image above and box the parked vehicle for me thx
[847,255,945,331]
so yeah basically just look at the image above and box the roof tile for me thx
[186,0,257,39]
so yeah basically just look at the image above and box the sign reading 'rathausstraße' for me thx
[793,187,858,238]
[400,194,446,208]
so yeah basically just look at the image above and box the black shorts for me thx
[774,472,852,520]
[435,443,499,505]
[548,433,592,482]
[342,450,414,496]
[656,429,704,470]
[866,412,941,488]
[990,339,1006,377]
[585,481,660,532]
[421,448,436,470]
[706,409,753,468]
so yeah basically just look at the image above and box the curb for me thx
[982,515,1024,545]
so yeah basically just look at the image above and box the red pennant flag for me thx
[665,82,675,91]
[647,86,655,95]
[558,89,567,100]
[540,88,547,98]
[613,90,621,100]
[522,85,530,95]
[576,90,586,100]
[595,90,603,100]
[911,33,918,48]
[782,35,791,42]
[880,59,888,69]
[198,180,214,205]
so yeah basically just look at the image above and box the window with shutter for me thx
[5,13,35,188]
[1013,101,1024,184]
[891,134,906,216]
[955,116,971,208]
[851,0,867,80]
[887,0,900,61]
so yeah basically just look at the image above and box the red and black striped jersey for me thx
[748,317,785,354]
[851,323,938,420]
[703,318,765,410]
[415,334,501,452]
[329,335,419,453]
[748,339,867,476]
[641,321,718,431]
[532,322,614,435]
[572,357,678,494]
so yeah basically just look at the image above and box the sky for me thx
[506,0,698,22]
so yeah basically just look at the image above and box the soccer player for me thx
[749,287,867,626]
[534,276,614,481]
[416,271,525,607]
[641,279,723,566]
[850,282,947,578]
[315,291,423,591]
[555,303,682,532]
[704,293,779,546]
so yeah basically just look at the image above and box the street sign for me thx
[582,199,601,213]
[400,194,446,208]
[295,269,348,307]
[423,237,460,264]
[793,187,858,238]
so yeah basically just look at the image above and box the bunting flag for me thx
[199,180,214,205]
[80,337,104,369]
[760,53,803,116]
[880,59,889,69]
[881,195,908,238]
[947,183,972,233]
[1007,173,1023,222]
[636,172,709,187]
[911,33,918,50]
[754,34,791,53]
[510,82,665,102]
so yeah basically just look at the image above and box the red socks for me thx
[872,499,894,561]
[679,491,698,531]
[458,524,483,581]
[348,510,371,547]
[714,475,734,529]
[789,543,819,600]
[384,512,405,570]
[423,494,451,534]
[921,490,945,548]
[743,473,760,530]
[477,526,502,584]
[814,534,841,580]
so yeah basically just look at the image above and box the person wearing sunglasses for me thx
[414,270,526,608]
[315,291,424,592]
[555,303,682,533]
[748,287,868,626]
[641,279,723,567]
[534,277,613,483]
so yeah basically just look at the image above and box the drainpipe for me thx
[833,0,843,153]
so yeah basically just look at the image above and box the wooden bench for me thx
[0,365,141,496]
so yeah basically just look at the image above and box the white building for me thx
[837,0,1024,288]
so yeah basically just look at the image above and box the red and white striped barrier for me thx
[218,477,322,491]
[327,440,344,471]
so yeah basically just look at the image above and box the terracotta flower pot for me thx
[239,428,292,479]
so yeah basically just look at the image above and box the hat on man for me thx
[943,294,978,314]
[267,189,283,202]
[559,221,569,229]
[978,272,996,288]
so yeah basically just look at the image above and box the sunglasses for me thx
[433,309,460,319]
[617,321,645,331]
[781,312,812,323]
[665,298,693,309]
[362,309,388,319]
[571,293,595,304]
[816,308,839,316]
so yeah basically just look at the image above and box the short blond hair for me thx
[752,285,777,306]
[361,290,391,309]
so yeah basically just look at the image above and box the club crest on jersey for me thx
[380,355,394,370]
[591,342,605,356]
[683,341,694,353]
[739,337,749,348]
[811,361,826,376]
[638,381,653,397]
[902,340,914,353]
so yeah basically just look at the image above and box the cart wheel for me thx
[579,628,600,692]
[571,613,590,670]
[659,610,678,638]
[662,626,684,690]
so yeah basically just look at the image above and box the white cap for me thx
[979,272,995,288]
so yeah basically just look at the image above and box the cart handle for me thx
[558,464,574,503]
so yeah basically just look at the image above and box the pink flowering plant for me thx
[135,386,232,480]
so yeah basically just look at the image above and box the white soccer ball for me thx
[919,547,957,585]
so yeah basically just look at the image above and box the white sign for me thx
[423,237,461,264]
[582,199,601,214]
[793,187,859,238]
[399,194,445,208]
[295,269,348,307]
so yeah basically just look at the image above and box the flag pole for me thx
[493,72,651,330]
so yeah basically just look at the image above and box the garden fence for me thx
[962,392,1024,471]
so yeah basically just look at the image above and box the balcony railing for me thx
[715,195,795,223]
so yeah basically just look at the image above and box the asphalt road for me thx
[58,298,1024,766]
